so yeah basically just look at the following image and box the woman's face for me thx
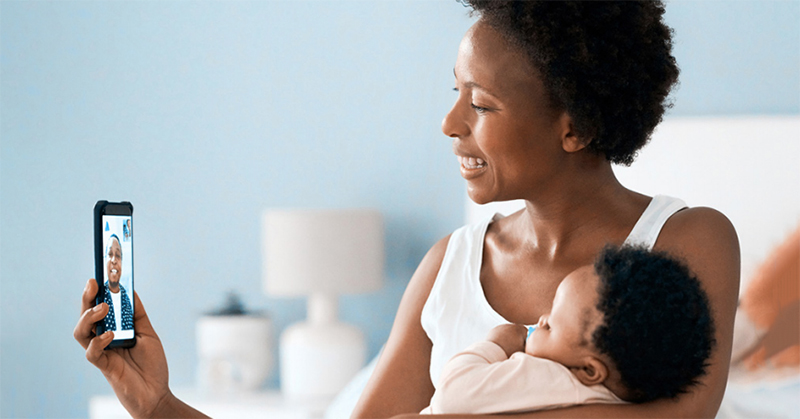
[442,21,569,204]
[106,237,122,286]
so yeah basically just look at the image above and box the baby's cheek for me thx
[524,334,539,356]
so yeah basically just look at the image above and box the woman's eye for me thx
[471,103,489,114]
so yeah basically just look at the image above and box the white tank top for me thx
[420,195,687,388]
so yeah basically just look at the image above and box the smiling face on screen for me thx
[106,235,122,292]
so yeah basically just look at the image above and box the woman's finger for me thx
[81,278,98,313]
[74,303,109,349]
[85,331,114,369]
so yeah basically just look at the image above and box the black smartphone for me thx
[94,200,136,348]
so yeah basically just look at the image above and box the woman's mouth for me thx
[458,156,487,170]
[111,269,118,274]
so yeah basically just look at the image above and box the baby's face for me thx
[525,265,603,367]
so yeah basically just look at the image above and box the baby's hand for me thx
[486,324,527,358]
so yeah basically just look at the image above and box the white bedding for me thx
[717,367,800,419]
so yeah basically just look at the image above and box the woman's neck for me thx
[515,157,643,258]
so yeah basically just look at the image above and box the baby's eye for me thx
[540,318,551,330]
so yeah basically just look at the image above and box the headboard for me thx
[465,116,800,287]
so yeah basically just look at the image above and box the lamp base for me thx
[196,315,273,393]
[279,320,366,399]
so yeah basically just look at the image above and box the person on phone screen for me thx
[103,234,133,332]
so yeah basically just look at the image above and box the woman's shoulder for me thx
[659,206,739,255]
[656,205,740,292]
[410,216,493,311]
[406,234,453,305]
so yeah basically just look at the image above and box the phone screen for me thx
[100,214,134,341]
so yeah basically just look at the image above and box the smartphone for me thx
[94,200,136,348]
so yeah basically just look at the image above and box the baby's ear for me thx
[572,357,608,386]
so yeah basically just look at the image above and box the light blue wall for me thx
[667,1,799,115]
[1,1,797,418]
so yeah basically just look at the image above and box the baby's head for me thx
[525,245,715,402]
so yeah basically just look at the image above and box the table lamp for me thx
[261,208,384,400]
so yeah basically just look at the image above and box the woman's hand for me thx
[74,278,206,418]
[485,324,527,358]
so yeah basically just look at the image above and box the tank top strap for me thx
[421,213,506,389]
[623,195,687,250]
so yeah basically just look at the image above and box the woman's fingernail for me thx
[93,304,103,312]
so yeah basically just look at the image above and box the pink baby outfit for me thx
[421,341,623,414]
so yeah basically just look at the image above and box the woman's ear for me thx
[572,357,608,386]
[557,113,590,153]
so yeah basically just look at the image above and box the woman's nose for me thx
[441,101,470,139]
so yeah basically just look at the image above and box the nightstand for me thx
[89,389,333,419]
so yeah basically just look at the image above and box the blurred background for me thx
[1,1,798,418]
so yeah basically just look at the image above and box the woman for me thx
[353,2,738,417]
[74,2,739,417]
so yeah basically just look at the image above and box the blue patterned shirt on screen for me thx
[103,283,134,331]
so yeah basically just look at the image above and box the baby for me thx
[423,245,716,414]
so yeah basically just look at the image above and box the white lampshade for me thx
[261,209,384,297]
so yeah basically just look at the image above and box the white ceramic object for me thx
[196,315,273,393]
[280,318,366,400]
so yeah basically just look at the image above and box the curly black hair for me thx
[461,1,680,165]
[592,245,715,403]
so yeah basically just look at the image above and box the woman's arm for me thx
[352,235,451,418]
[395,207,740,419]
[647,207,740,417]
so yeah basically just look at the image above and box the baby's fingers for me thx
[74,303,109,349]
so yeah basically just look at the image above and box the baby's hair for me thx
[592,245,715,402]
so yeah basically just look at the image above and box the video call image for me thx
[102,215,134,340]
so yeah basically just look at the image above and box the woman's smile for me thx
[458,155,486,169]
[457,155,488,179]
